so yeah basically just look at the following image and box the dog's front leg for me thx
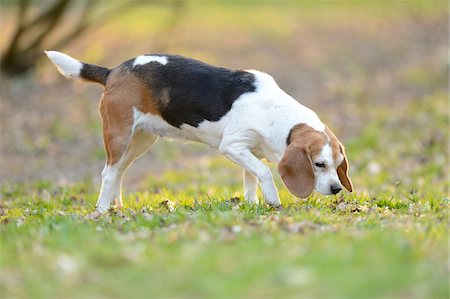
[243,169,258,204]
[219,144,281,207]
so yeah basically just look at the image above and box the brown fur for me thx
[278,124,353,197]
[100,69,161,165]
[325,126,353,192]
[278,143,315,198]
[336,144,353,191]
[278,124,327,198]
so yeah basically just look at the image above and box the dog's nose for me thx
[330,185,342,194]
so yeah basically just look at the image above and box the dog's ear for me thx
[337,144,353,192]
[278,143,315,198]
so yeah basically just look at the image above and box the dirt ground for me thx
[0,2,447,190]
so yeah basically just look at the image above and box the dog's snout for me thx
[330,184,342,195]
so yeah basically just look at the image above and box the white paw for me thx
[245,196,259,205]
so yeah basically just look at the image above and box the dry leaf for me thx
[160,199,175,212]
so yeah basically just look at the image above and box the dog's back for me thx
[46,51,351,216]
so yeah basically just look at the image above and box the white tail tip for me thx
[45,50,82,79]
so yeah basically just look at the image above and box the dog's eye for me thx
[314,162,325,168]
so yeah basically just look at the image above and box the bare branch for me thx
[18,0,31,21]
[51,0,97,49]
[23,0,72,52]
[1,0,181,76]
[3,0,32,58]
[52,0,139,50]
[22,0,71,31]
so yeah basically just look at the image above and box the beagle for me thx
[45,51,353,214]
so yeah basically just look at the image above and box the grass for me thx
[0,178,447,299]
[1,1,448,298]
[1,100,448,298]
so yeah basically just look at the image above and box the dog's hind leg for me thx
[94,90,158,214]
[96,130,158,213]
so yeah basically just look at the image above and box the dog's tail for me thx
[45,50,111,86]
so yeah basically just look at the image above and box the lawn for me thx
[0,173,448,298]
[1,103,448,297]
[0,1,448,298]
[0,165,447,298]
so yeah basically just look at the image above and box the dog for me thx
[45,51,353,214]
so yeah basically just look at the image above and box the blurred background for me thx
[0,0,447,196]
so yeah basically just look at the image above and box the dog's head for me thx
[278,124,353,198]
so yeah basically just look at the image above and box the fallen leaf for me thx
[85,211,102,220]
[284,221,321,234]
[160,199,175,212]
[229,197,240,205]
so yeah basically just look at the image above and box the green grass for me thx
[0,111,447,298]
[0,179,447,299]
[1,1,448,298]
[1,105,448,299]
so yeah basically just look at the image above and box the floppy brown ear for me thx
[278,144,315,198]
[337,144,353,192]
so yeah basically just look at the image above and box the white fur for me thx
[96,130,158,213]
[96,164,120,213]
[45,51,82,79]
[132,107,231,147]
[133,55,168,67]
[45,52,342,211]
[313,144,341,195]
[243,170,258,204]
[124,71,332,208]
[93,68,342,212]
